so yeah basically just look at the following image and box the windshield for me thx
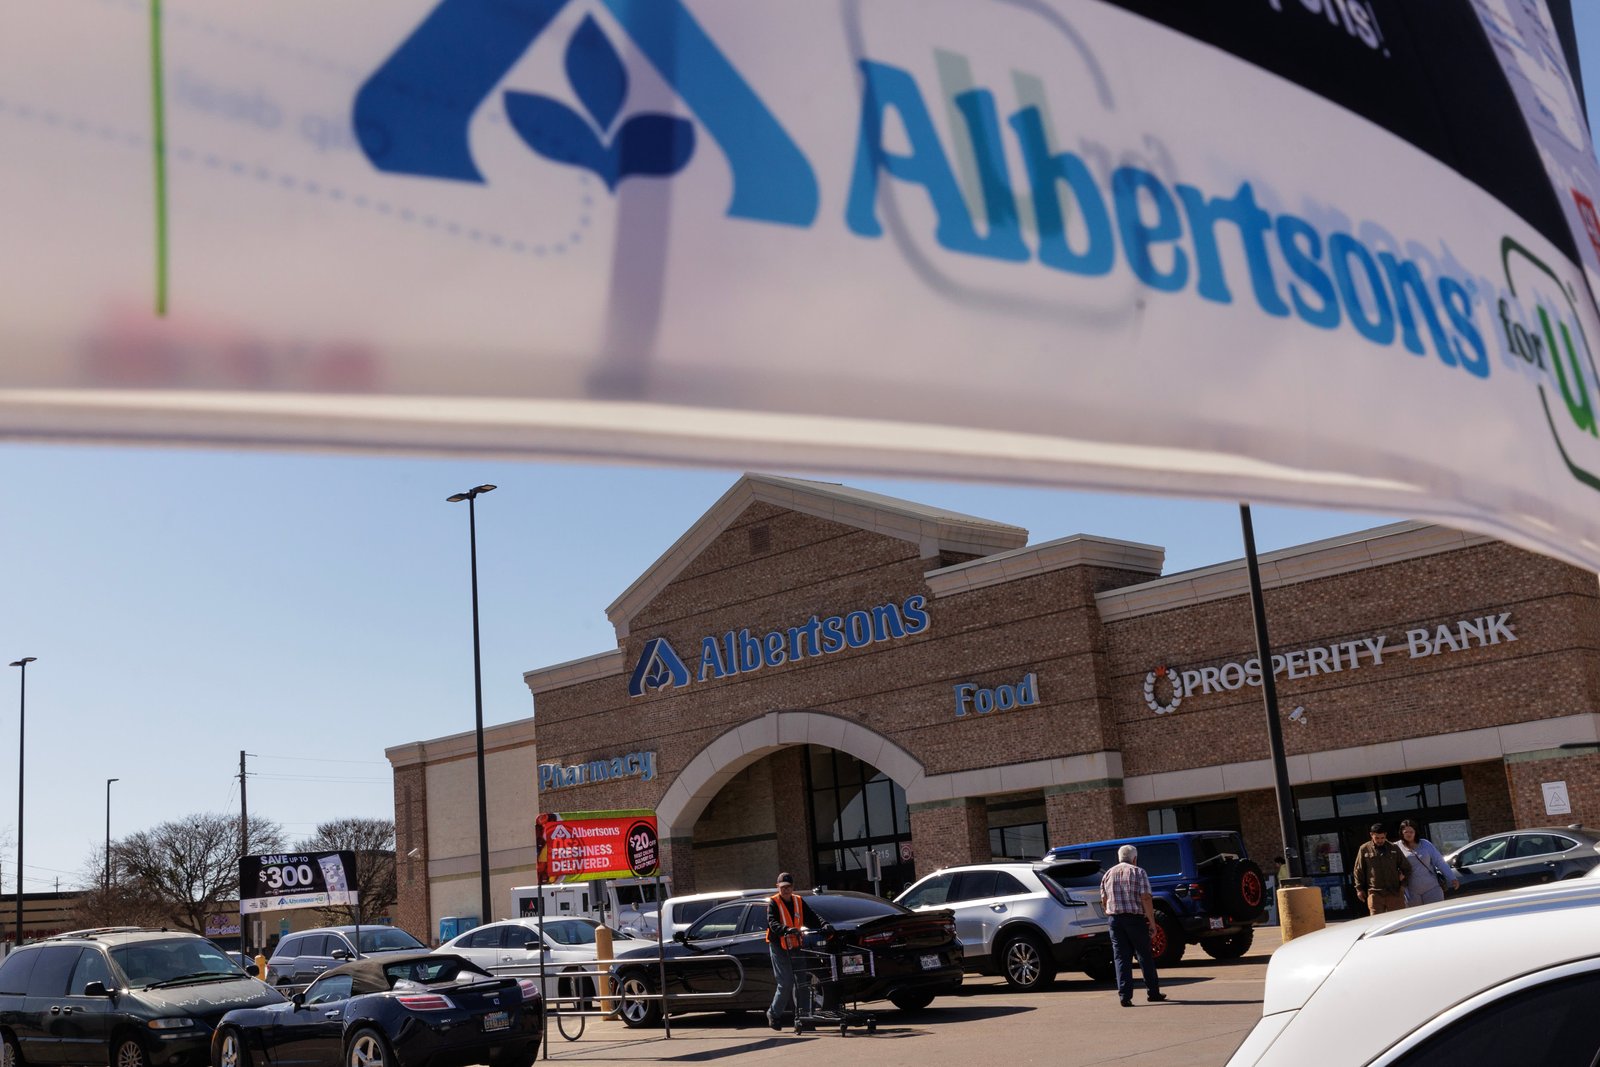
[110,938,245,990]
[357,927,426,953]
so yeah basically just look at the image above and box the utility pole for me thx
[239,751,249,857]
[239,751,250,955]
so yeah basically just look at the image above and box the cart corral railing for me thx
[490,951,748,1056]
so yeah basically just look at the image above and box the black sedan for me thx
[210,952,540,1067]
[1446,825,1600,896]
[610,890,962,1027]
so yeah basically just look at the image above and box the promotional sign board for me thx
[536,810,660,883]
[240,850,360,913]
[5,2,1600,571]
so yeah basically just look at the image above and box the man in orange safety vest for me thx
[765,871,807,1031]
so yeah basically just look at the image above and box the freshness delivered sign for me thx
[536,810,659,883]
[240,850,360,913]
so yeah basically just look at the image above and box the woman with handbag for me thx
[1398,819,1459,906]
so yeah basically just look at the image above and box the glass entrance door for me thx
[805,746,912,897]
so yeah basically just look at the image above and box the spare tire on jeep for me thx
[1213,858,1267,920]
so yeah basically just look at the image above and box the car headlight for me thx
[147,1018,197,1030]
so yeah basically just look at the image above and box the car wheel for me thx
[216,1028,252,1067]
[998,931,1056,991]
[111,1035,148,1067]
[1199,928,1254,960]
[2,1030,23,1067]
[1213,859,1268,921]
[616,973,662,1029]
[888,990,936,1012]
[1150,912,1186,968]
[345,1028,393,1067]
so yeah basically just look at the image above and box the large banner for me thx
[5,2,1600,568]
[240,850,360,913]
[536,810,660,883]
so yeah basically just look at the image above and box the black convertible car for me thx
[210,952,540,1067]
[610,890,962,1027]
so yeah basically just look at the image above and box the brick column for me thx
[661,837,696,896]
[1504,747,1600,828]
[908,797,990,878]
[392,761,431,944]
[1044,784,1134,847]
[769,749,815,886]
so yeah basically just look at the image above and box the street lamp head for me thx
[446,493,469,502]
[9,657,35,667]
[447,484,498,503]
[473,484,497,495]
[107,778,120,785]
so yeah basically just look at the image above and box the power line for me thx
[252,754,391,767]
[250,774,389,784]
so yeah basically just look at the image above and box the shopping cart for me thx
[788,928,878,1036]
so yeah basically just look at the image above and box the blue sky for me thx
[3,7,1599,894]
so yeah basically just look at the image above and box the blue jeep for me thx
[1045,831,1266,966]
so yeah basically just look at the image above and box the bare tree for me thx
[303,817,396,925]
[116,813,285,934]
[70,844,170,930]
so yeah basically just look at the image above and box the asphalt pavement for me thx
[532,926,1283,1067]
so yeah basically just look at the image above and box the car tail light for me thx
[517,979,542,1003]
[859,930,898,948]
[1188,883,1205,899]
[396,994,455,1011]
[942,920,956,939]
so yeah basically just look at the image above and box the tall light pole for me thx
[447,484,496,924]
[9,657,35,945]
[104,778,120,893]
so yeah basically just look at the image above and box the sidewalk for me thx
[532,927,1283,1067]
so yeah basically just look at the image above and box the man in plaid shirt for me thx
[1099,844,1168,1007]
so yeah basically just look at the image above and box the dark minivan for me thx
[265,926,426,988]
[0,927,283,1067]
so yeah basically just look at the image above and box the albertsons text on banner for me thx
[4,2,1600,568]
[536,810,660,882]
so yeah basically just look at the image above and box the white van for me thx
[508,877,671,935]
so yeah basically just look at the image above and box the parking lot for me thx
[536,927,1281,1067]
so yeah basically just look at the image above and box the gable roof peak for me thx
[606,473,1028,638]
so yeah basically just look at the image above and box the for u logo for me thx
[354,0,818,226]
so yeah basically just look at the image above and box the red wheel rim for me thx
[1241,872,1263,908]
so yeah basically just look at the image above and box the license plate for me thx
[1209,917,1225,930]
[482,1011,510,1031]
[842,954,865,975]
[919,954,940,970]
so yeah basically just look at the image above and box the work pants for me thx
[1364,889,1407,915]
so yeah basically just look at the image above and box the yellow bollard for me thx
[1278,885,1326,943]
[594,924,614,1016]
[253,952,268,979]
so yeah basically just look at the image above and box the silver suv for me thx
[894,859,1111,991]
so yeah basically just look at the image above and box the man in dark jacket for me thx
[1352,822,1409,914]
[765,872,807,1031]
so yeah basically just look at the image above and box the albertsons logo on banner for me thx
[5,2,1600,570]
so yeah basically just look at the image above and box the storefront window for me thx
[805,746,912,896]
[990,823,1046,859]
[1335,785,1379,817]
[1296,787,1335,822]
[1377,776,1424,813]
[1146,799,1241,835]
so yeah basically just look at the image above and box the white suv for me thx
[895,860,1110,991]
[1227,879,1600,1065]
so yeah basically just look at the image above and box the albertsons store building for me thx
[389,474,1600,935]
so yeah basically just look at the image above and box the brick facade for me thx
[391,475,1600,926]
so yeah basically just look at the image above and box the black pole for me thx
[10,657,34,945]
[104,778,119,894]
[468,494,492,925]
[1238,506,1303,879]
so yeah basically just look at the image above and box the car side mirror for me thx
[523,940,542,951]
[83,982,114,999]
[1455,864,1470,873]
[292,992,306,1008]
[673,931,689,944]
[330,949,353,961]
[245,963,260,978]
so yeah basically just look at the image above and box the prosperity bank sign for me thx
[628,594,929,697]
[1142,612,1517,715]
